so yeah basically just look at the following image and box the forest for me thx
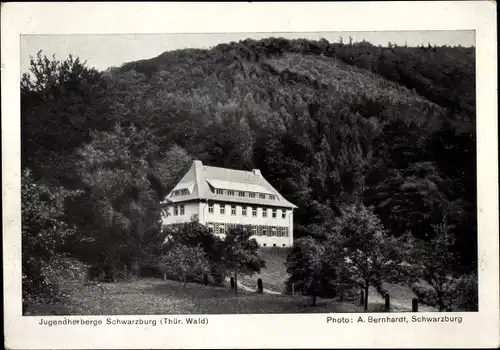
[21,37,477,311]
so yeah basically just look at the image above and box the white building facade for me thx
[161,160,297,247]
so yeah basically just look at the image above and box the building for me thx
[160,160,297,247]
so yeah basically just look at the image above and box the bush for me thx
[411,281,438,306]
[23,255,89,313]
[455,274,478,311]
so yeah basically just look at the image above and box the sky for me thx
[21,31,475,74]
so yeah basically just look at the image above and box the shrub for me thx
[411,281,437,306]
[455,274,478,311]
[158,243,210,287]
[22,255,89,314]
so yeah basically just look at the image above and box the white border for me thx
[2,2,498,349]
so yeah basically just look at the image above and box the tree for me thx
[409,218,464,311]
[158,243,210,287]
[163,219,226,284]
[327,203,412,311]
[222,226,265,295]
[285,237,329,306]
[69,124,163,279]
[22,169,79,306]
[21,51,113,184]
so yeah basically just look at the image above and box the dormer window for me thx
[239,191,245,197]
[269,195,276,200]
[172,189,189,196]
[228,190,235,196]
[249,193,256,198]
[216,189,223,195]
[259,194,266,199]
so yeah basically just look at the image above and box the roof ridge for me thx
[203,165,256,173]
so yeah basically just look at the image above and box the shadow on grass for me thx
[147,281,242,300]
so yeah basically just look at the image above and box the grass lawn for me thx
[24,278,392,316]
[240,247,292,293]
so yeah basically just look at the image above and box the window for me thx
[259,194,266,199]
[174,206,179,216]
[220,226,225,235]
[180,205,185,215]
[216,189,223,195]
[262,228,267,236]
[249,193,256,198]
[242,207,247,216]
[220,205,225,215]
[208,204,214,214]
[282,210,286,219]
[231,205,236,215]
[269,195,276,200]
[239,191,245,197]
[251,227,257,236]
[262,209,267,218]
[272,209,277,218]
[228,190,235,196]
[208,224,214,233]
[252,207,257,217]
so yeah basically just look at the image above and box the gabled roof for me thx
[162,160,297,208]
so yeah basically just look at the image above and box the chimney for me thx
[252,169,261,176]
[193,160,203,170]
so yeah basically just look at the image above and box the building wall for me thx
[162,200,294,247]
[161,202,200,226]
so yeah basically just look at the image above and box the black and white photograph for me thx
[20,30,480,316]
[3,2,498,349]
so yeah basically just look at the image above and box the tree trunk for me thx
[437,290,446,311]
[234,273,238,295]
[364,284,369,312]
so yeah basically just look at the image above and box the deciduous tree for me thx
[327,203,412,311]
[222,226,265,295]
[158,244,210,287]
[409,219,464,311]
